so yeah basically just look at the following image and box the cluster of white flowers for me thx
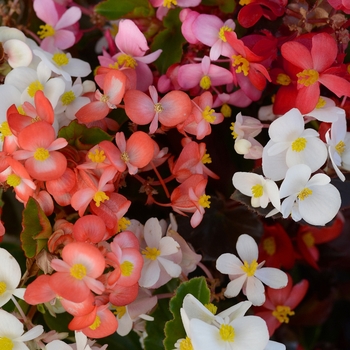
[232,105,346,226]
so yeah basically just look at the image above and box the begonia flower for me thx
[279,164,341,226]
[216,234,288,305]
[150,0,201,20]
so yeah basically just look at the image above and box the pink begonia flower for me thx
[177,56,233,91]
[180,9,200,44]
[328,0,350,13]
[34,0,81,53]
[191,14,236,60]
[150,0,201,20]
[114,19,162,91]
[213,90,253,109]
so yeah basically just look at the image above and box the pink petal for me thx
[311,33,337,72]
[124,90,155,125]
[33,0,58,25]
[281,41,314,69]
[55,6,82,30]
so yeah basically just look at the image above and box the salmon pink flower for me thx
[124,85,192,134]
[280,33,350,114]
[34,0,81,52]
[49,241,106,303]
[13,121,68,181]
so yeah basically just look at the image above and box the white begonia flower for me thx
[33,48,91,81]
[138,218,182,289]
[258,104,279,122]
[0,248,26,307]
[262,108,328,181]
[279,164,341,226]
[232,112,263,140]
[234,137,263,160]
[216,234,288,306]
[0,309,44,349]
[304,96,345,123]
[232,172,280,211]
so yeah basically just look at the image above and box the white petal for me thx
[158,257,182,277]
[0,248,22,290]
[138,260,160,288]
[216,253,243,275]
[143,218,163,247]
[232,172,263,196]
[265,179,280,210]
[3,39,32,68]
[255,267,288,289]
[279,164,311,198]
[225,274,247,298]
[190,319,223,350]
[262,141,289,181]
[182,294,215,324]
[236,234,258,262]
[0,309,24,338]
[217,300,252,322]
[264,340,287,350]
[46,340,72,350]
[159,236,179,256]
[245,276,266,306]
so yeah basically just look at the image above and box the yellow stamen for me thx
[230,122,238,139]
[70,263,87,280]
[0,337,14,350]
[276,73,291,86]
[232,55,250,76]
[117,54,137,69]
[114,306,126,318]
[27,80,44,98]
[272,305,295,323]
[61,90,76,105]
[121,151,130,163]
[315,97,326,109]
[37,24,55,39]
[205,303,217,314]
[0,122,12,141]
[17,105,25,115]
[6,174,21,187]
[142,246,161,260]
[118,217,131,232]
[120,261,134,276]
[163,0,177,8]
[336,140,346,155]
[251,184,263,198]
[201,152,212,164]
[291,137,307,152]
[221,103,232,117]
[0,281,7,295]
[302,232,315,247]
[241,259,258,276]
[200,75,211,90]
[263,236,276,256]
[202,106,216,123]
[34,147,50,161]
[154,103,163,113]
[218,25,233,42]
[298,187,313,201]
[100,94,109,103]
[219,324,235,342]
[89,315,101,330]
[88,149,106,163]
[297,69,319,86]
[52,53,69,66]
[93,191,109,207]
[198,194,211,208]
[179,337,193,350]
[239,0,252,4]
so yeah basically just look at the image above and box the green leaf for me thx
[94,0,154,20]
[150,8,187,74]
[20,197,52,258]
[97,331,143,350]
[58,120,113,150]
[164,277,210,350]
[201,0,236,13]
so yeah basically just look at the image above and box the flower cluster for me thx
[1,0,350,348]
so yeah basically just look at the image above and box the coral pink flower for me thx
[124,86,192,134]
[76,70,126,123]
[13,121,68,181]
[73,215,107,243]
[115,131,155,175]
[34,0,81,52]
[49,241,106,303]
[280,32,350,114]
[254,274,309,336]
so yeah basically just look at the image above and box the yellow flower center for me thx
[121,151,130,163]
[0,121,12,141]
[27,80,44,98]
[198,194,211,208]
[0,281,7,295]
[201,152,212,164]
[336,140,346,155]
[61,90,76,105]
[89,315,101,330]
[117,54,137,69]
[276,73,291,86]
[205,302,217,314]
[202,106,216,123]
[120,261,134,276]
[114,306,127,318]
[154,103,163,113]
[218,25,233,42]
[37,24,55,39]
[221,103,231,117]
[34,147,50,161]
[263,236,276,256]
[251,184,263,198]
[70,263,87,280]
[291,137,307,152]
[179,337,193,350]
[100,94,109,103]
[200,75,211,90]
[297,69,319,86]
[241,259,258,276]
[0,337,14,350]
[232,55,250,76]
[219,324,235,342]
[88,149,106,163]
[52,53,69,66]
[272,305,295,323]
[230,122,238,139]
[6,174,21,187]
[315,97,326,109]
[302,231,315,247]
[239,0,252,4]
[142,246,161,260]
[93,191,109,207]
[298,187,313,201]
[118,217,131,232]
[163,0,177,7]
